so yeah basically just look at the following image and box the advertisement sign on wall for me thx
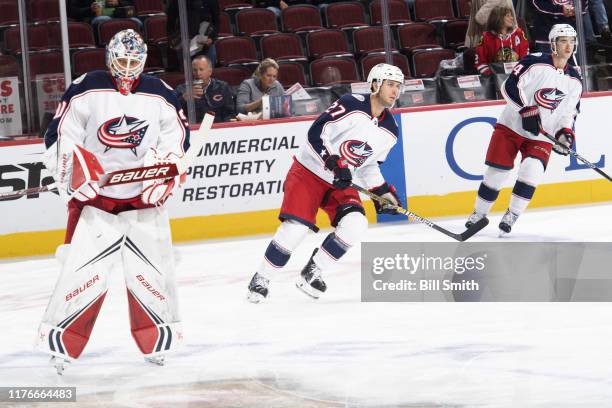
[0,77,23,137]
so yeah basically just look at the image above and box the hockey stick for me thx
[351,183,489,242]
[539,128,612,182]
[0,114,214,200]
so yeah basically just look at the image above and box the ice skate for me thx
[50,356,69,375]
[247,273,269,303]
[144,355,165,366]
[499,209,519,236]
[296,249,327,299]
[465,211,486,229]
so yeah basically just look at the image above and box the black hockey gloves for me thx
[369,182,402,215]
[325,154,352,189]
[519,105,541,136]
[552,128,575,156]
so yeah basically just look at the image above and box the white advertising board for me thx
[0,77,23,137]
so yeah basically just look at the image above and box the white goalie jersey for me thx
[43,71,190,200]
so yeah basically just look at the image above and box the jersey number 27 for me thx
[325,101,346,118]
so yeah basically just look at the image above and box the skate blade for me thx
[50,356,68,375]
[498,229,510,238]
[247,290,266,303]
[144,356,165,366]
[296,278,322,299]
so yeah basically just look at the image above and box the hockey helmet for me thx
[367,63,404,95]
[106,29,148,95]
[548,24,577,55]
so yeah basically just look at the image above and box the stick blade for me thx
[458,217,489,241]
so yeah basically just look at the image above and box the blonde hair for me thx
[254,58,279,80]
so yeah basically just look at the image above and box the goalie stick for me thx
[539,128,612,182]
[0,114,214,200]
[350,183,489,242]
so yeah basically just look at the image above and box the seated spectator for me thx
[236,58,284,116]
[68,0,143,34]
[474,6,529,75]
[174,56,235,123]
[465,0,517,48]
[530,0,587,52]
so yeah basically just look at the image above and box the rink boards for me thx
[1,93,611,258]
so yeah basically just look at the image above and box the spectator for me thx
[465,0,517,48]
[236,58,284,116]
[589,0,611,40]
[167,0,219,67]
[530,0,588,52]
[474,6,529,75]
[68,0,143,35]
[174,56,235,123]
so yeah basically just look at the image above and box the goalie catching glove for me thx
[552,128,575,156]
[141,148,184,205]
[369,182,402,215]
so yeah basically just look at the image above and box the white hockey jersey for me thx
[295,93,399,189]
[44,71,190,200]
[499,53,582,140]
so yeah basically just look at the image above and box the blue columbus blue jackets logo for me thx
[97,115,149,155]
[534,88,566,111]
[340,140,374,167]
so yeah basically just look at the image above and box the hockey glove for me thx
[370,182,402,215]
[552,128,575,156]
[519,105,541,136]
[67,145,104,202]
[324,154,352,190]
[141,148,184,205]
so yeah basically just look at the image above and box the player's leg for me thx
[120,207,183,365]
[36,206,125,372]
[247,160,326,302]
[499,140,551,235]
[296,189,368,298]
[466,126,521,227]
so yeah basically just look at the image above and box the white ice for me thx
[1,203,612,407]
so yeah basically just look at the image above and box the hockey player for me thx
[466,24,582,235]
[37,29,189,373]
[247,63,404,302]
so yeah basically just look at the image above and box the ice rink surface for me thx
[1,203,612,407]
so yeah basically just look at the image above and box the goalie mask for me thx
[366,63,404,107]
[549,24,577,57]
[106,29,148,95]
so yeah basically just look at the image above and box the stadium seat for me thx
[306,29,352,59]
[49,22,96,50]
[398,23,441,54]
[133,0,164,16]
[261,33,307,62]
[144,44,164,73]
[31,0,60,23]
[218,12,233,38]
[215,36,258,67]
[3,25,54,54]
[412,48,455,77]
[157,71,185,89]
[0,55,20,77]
[0,1,19,27]
[310,57,359,86]
[29,51,63,77]
[325,2,368,30]
[361,53,411,80]
[281,4,323,33]
[456,0,470,18]
[97,19,141,46]
[72,48,106,77]
[278,61,307,87]
[213,66,252,87]
[219,0,253,12]
[370,0,411,25]
[236,8,278,36]
[442,19,468,49]
[353,26,397,56]
[413,0,455,21]
[144,15,167,44]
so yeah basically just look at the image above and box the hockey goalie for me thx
[36,29,189,374]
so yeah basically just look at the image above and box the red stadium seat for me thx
[48,22,96,49]
[325,2,368,30]
[218,12,233,38]
[219,0,253,12]
[133,0,164,16]
[442,19,468,49]
[398,23,441,54]
[361,53,411,79]
[353,26,397,56]
[31,0,60,23]
[413,0,455,20]
[3,25,55,54]
[0,55,20,77]
[72,48,106,77]
[412,48,455,77]
[306,29,352,59]
[144,15,168,44]
[156,71,185,89]
[97,19,141,46]
[29,51,63,77]
[310,57,359,86]
[281,4,323,33]
[278,61,307,87]
[261,33,306,62]
[215,36,258,67]
[370,0,411,25]
[456,0,470,18]
[0,1,19,27]
[213,66,252,87]
[236,8,278,36]
[144,44,164,73]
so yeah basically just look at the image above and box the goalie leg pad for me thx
[37,206,125,359]
[120,207,183,355]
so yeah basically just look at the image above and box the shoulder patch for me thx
[351,94,365,102]
[72,73,86,85]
